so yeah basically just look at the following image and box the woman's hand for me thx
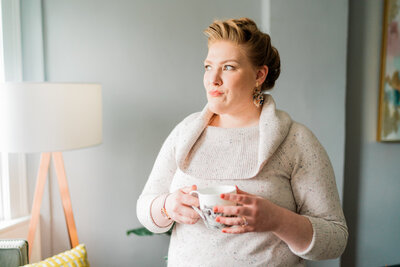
[214,186,313,252]
[165,185,201,225]
[213,186,282,233]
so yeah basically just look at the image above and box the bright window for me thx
[0,0,29,222]
[0,0,7,221]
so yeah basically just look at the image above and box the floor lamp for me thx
[0,82,102,259]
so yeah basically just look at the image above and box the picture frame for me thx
[377,0,400,142]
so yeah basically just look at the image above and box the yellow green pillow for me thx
[23,244,89,267]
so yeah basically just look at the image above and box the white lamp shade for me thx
[0,82,102,153]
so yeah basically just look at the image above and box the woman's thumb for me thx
[235,185,249,195]
[180,184,197,194]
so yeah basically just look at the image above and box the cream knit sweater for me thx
[136,95,348,267]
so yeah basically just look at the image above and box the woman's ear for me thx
[256,65,268,85]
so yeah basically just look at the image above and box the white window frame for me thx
[0,0,29,222]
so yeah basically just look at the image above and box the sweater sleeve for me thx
[286,123,348,260]
[136,123,180,234]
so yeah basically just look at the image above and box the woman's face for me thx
[203,40,259,115]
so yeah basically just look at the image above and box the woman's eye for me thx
[204,65,212,71]
[223,65,234,71]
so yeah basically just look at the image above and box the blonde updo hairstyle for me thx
[204,18,280,91]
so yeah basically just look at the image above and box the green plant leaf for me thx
[127,222,175,237]
[126,227,154,236]
[165,226,173,236]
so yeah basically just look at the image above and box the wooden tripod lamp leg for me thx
[28,152,51,259]
[27,152,80,260]
[52,152,79,248]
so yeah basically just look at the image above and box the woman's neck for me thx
[209,105,262,128]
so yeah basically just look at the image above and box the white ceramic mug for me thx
[189,185,237,209]
[189,185,236,230]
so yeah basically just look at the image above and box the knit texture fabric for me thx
[136,95,348,267]
[184,125,259,179]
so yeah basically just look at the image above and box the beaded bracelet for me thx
[161,193,172,220]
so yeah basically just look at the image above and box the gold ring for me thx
[241,216,248,227]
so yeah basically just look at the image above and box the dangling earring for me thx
[253,82,264,107]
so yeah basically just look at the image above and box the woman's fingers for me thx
[170,208,200,225]
[235,186,250,195]
[165,185,200,225]
[180,185,197,194]
[180,192,200,207]
[177,205,200,219]
[213,205,249,216]
[216,215,250,226]
[175,215,199,225]
[220,192,254,205]
[178,185,199,207]
[221,225,253,234]
[173,206,200,224]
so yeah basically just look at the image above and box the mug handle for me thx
[188,191,207,224]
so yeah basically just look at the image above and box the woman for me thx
[137,18,348,266]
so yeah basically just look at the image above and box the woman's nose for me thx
[210,70,222,86]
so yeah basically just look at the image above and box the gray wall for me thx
[270,0,347,200]
[269,1,348,267]
[21,0,348,266]
[343,1,400,266]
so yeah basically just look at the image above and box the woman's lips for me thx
[209,90,223,97]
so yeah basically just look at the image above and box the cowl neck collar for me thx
[175,94,292,179]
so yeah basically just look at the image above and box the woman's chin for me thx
[207,102,228,115]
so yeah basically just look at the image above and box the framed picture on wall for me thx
[378,0,400,142]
